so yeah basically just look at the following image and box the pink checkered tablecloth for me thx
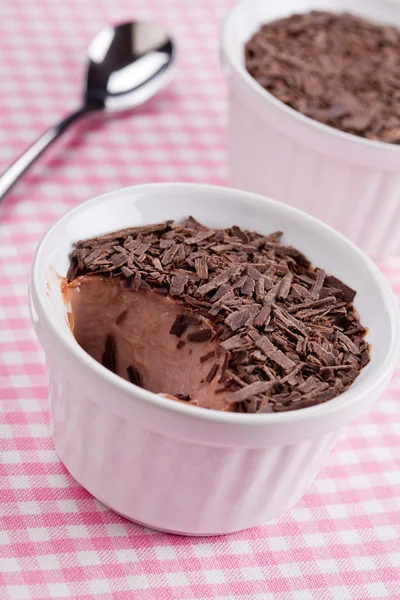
[1,0,400,599]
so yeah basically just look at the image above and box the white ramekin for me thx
[222,0,400,261]
[30,183,400,535]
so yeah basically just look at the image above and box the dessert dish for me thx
[30,182,400,534]
[222,0,400,260]
[245,11,400,144]
[64,217,370,413]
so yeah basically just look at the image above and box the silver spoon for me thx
[0,21,175,202]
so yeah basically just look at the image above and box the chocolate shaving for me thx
[308,341,336,366]
[78,222,172,247]
[197,266,243,295]
[288,296,336,313]
[360,350,370,368]
[220,333,247,351]
[226,381,273,404]
[127,365,142,387]
[186,230,215,244]
[132,272,141,292]
[226,305,260,331]
[153,286,168,296]
[109,253,129,269]
[324,276,356,303]
[121,266,134,278]
[162,244,179,266]
[102,333,117,374]
[115,309,128,325]
[195,255,209,280]
[187,329,212,343]
[170,272,189,296]
[211,284,231,303]
[170,313,200,338]
[84,248,106,266]
[337,330,359,354]
[241,276,256,296]
[67,262,79,282]
[253,282,281,326]
[185,216,208,230]
[175,393,191,401]
[200,351,215,363]
[205,363,219,382]
[278,272,293,299]
[311,270,326,298]
[255,335,296,372]
[255,277,265,302]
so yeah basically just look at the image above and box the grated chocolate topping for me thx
[68,217,370,413]
[245,11,400,144]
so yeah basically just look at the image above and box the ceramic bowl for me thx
[30,183,400,535]
[222,0,400,260]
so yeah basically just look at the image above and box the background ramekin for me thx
[30,183,400,535]
[222,0,400,261]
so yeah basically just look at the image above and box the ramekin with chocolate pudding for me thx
[30,183,400,534]
[222,0,400,259]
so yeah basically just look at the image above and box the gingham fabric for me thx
[1,1,400,599]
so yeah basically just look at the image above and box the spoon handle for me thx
[0,106,91,203]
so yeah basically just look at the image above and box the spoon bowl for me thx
[0,21,175,202]
[85,22,174,111]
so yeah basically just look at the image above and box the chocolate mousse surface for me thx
[245,11,400,144]
[65,217,370,413]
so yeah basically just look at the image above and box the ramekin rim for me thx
[31,182,400,427]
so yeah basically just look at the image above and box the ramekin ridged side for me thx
[48,358,340,535]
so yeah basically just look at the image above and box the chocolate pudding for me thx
[64,275,230,410]
[245,12,400,144]
[64,217,370,413]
